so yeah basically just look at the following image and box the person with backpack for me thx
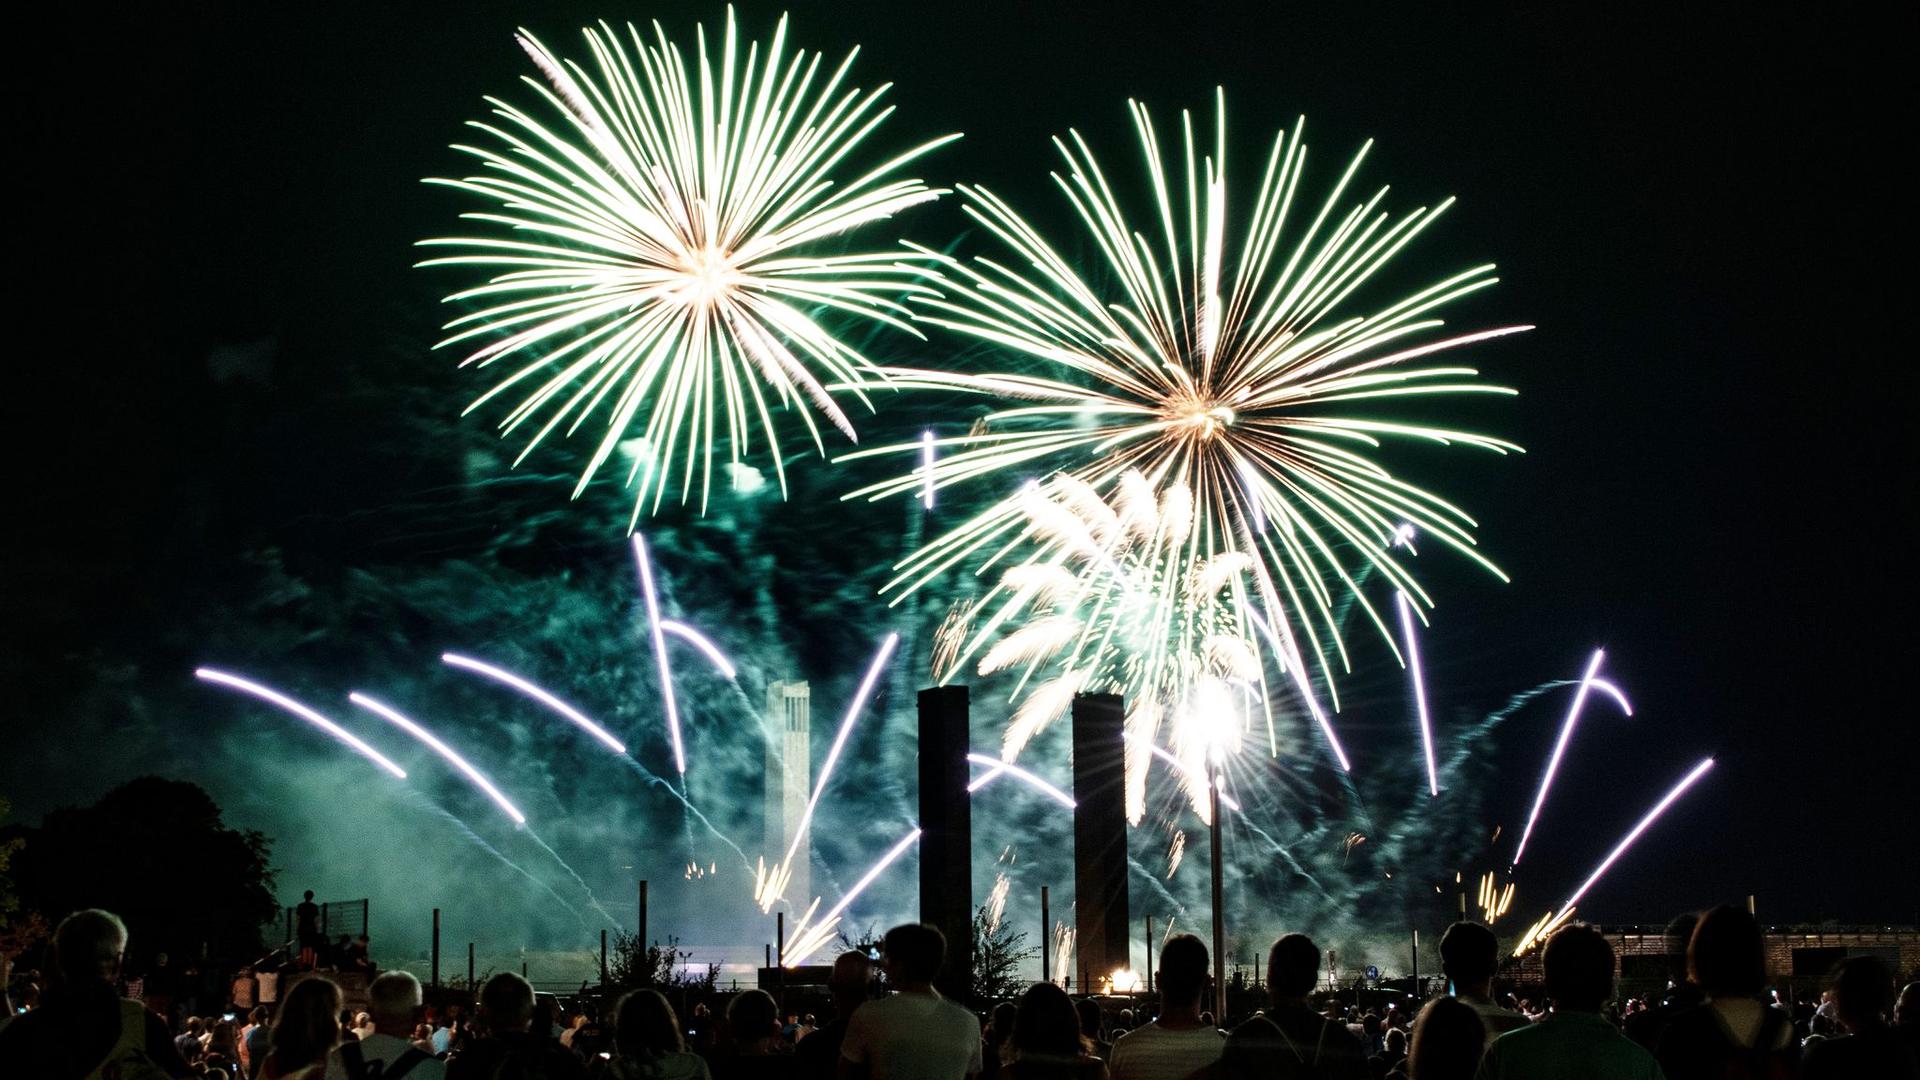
[445,972,583,1080]
[1219,934,1369,1079]
[0,908,196,1079]
[1655,905,1796,1080]
[323,971,443,1080]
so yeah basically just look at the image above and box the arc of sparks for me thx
[966,752,1076,808]
[760,632,900,911]
[195,668,407,779]
[1563,757,1715,909]
[441,652,627,754]
[349,692,526,824]
[631,533,686,774]
[658,620,738,681]
[1396,592,1440,796]
[1512,649,1630,865]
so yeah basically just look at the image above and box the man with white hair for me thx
[0,908,195,1078]
[325,970,444,1080]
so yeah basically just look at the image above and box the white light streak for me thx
[966,753,1077,808]
[195,668,406,779]
[350,692,525,823]
[441,652,627,754]
[1563,758,1715,909]
[630,534,686,774]
[1396,592,1440,796]
[1512,649,1604,864]
[658,620,738,680]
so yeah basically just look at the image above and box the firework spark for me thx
[632,534,687,774]
[755,632,900,912]
[845,94,1524,736]
[441,653,628,754]
[421,11,958,518]
[1512,649,1634,865]
[965,752,1077,808]
[350,692,526,823]
[1396,590,1440,796]
[659,620,737,680]
[196,669,407,780]
[782,827,922,966]
[1563,757,1714,909]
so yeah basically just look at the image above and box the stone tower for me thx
[764,680,812,907]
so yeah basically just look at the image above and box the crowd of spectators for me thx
[2,903,1915,1079]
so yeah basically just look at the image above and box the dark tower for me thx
[918,685,973,997]
[1071,691,1129,985]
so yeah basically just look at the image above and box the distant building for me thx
[765,680,811,909]
[1507,924,1920,997]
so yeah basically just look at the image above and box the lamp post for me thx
[1209,773,1226,1022]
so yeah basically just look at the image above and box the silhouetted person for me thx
[713,988,786,1080]
[1802,956,1917,1080]
[599,989,711,1080]
[447,972,582,1080]
[1077,998,1112,1062]
[324,971,442,1080]
[1474,923,1661,1080]
[1003,982,1106,1080]
[796,952,872,1080]
[296,892,322,969]
[0,908,195,1079]
[1654,905,1794,1080]
[1406,997,1485,1080]
[1439,923,1526,1052]
[1108,934,1223,1080]
[984,1001,1020,1080]
[840,923,983,1080]
[265,975,343,1080]
[1219,933,1368,1079]
[1624,913,1704,1053]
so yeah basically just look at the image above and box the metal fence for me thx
[282,898,370,946]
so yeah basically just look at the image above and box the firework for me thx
[965,753,1077,808]
[1512,649,1633,865]
[350,692,527,824]
[755,632,900,912]
[421,11,959,518]
[658,620,738,680]
[441,653,628,754]
[1396,591,1440,796]
[844,94,1524,741]
[1563,757,1714,909]
[196,669,407,779]
[631,534,687,773]
[783,826,922,966]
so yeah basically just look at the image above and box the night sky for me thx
[7,0,1914,953]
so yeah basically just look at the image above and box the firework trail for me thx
[441,653,628,753]
[757,633,900,912]
[1513,650,1633,865]
[658,620,738,680]
[966,753,1076,808]
[195,669,407,779]
[523,831,619,929]
[1563,758,1715,909]
[350,692,526,823]
[398,788,591,932]
[783,827,922,966]
[630,534,686,776]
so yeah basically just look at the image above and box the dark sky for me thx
[8,1,1914,930]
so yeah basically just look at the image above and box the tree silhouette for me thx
[2,777,275,968]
